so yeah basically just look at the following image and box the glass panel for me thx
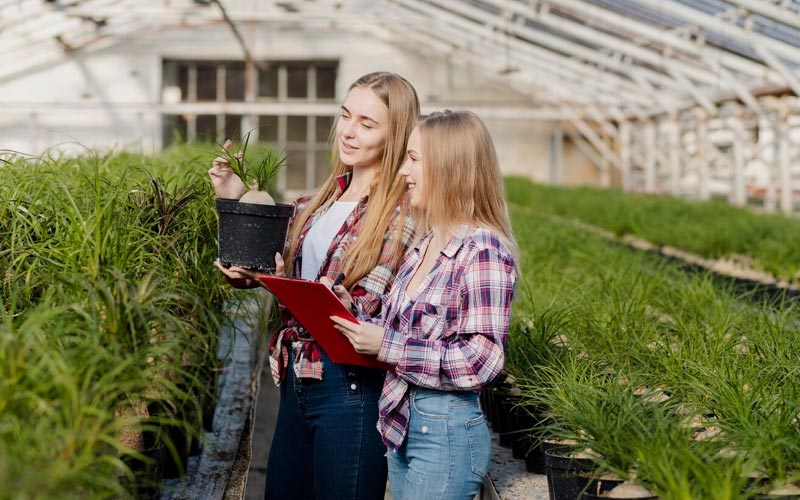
[196,64,218,101]
[225,62,245,101]
[315,149,331,188]
[315,115,333,143]
[287,64,308,98]
[224,115,241,142]
[258,64,278,98]
[286,149,308,190]
[316,64,337,99]
[196,114,217,142]
[162,114,187,147]
[287,116,307,142]
[259,115,279,143]
[178,64,189,101]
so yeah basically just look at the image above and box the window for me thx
[162,59,338,194]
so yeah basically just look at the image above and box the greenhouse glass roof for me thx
[2,0,800,118]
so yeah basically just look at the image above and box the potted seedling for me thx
[214,133,294,271]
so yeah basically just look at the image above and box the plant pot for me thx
[545,445,597,500]
[509,404,540,459]
[498,394,522,447]
[148,399,196,480]
[122,429,167,500]
[526,438,559,474]
[511,410,537,459]
[216,198,294,271]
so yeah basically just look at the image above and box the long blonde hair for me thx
[417,110,518,259]
[285,72,419,288]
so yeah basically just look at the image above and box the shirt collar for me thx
[413,224,474,259]
[334,172,351,193]
[334,172,370,203]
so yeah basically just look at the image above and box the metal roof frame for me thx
[4,0,800,179]
[3,0,800,112]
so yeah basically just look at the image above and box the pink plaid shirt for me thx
[268,173,416,385]
[369,226,518,451]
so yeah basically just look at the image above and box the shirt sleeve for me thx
[378,246,517,391]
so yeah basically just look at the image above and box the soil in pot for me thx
[216,199,294,272]
[582,481,658,499]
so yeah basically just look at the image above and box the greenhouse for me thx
[1,1,800,499]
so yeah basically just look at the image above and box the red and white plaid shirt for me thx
[368,226,517,451]
[268,173,416,385]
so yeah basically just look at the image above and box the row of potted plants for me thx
[504,177,800,284]
[0,144,244,498]
[494,198,799,499]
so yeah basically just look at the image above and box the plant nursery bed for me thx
[535,209,800,305]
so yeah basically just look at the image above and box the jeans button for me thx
[350,383,358,391]
[296,389,304,396]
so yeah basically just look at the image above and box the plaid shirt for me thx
[268,173,416,385]
[368,226,517,451]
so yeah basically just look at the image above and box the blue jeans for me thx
[386,388,490,500]
[264,348,388,500]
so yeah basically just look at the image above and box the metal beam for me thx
[399,0,689,105]
[634,0,800,66]
[545,0,784,85]
[725,0,800,31]
[388,0,657,109]
[751,42,800,97]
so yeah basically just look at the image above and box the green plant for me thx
[215,132,286,204]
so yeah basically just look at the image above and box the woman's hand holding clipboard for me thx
[258,275,391,371]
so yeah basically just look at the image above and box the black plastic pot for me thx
[216,198,294,271]
[526,438,559,474]
[511,406,538,460]
[545,446,597,500]
[122,431,166,500]
[498,395,522,447]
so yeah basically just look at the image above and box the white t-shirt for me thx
[300,201,358,280]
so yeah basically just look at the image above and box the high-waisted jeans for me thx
[264,348,387,500]
[386,388,490,500]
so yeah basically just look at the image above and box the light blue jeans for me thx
[387,388,490,500]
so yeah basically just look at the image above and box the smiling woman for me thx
[330,110,519,500]
[336,86,389,178]
[211,71,420,500]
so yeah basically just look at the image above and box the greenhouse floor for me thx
[243,365,548,500]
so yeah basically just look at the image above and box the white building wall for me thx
[0,23,597,185]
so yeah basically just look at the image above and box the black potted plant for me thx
[214,134,294,272]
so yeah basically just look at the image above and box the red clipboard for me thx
[258,276,392,371]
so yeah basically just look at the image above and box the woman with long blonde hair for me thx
[331,110,518,500]
[211,71,419,499]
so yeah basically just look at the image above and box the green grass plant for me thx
[506,177,800,282]
[0,143,251,497]
[507,194,800,498]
